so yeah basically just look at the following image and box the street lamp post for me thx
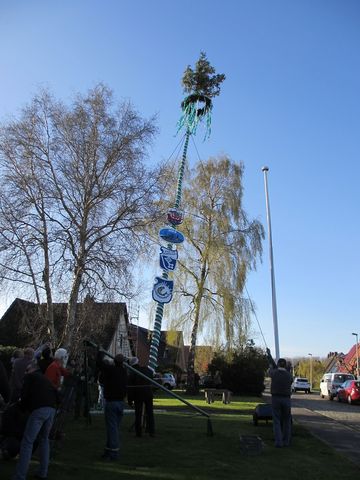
[308,353,313,391]
[352,333,359,379]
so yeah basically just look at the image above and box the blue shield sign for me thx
[160,246,178,272]
[152,277,174,304]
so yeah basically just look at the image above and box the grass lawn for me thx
[1,391,359,479]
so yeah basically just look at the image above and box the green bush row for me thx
[0,345,18,375]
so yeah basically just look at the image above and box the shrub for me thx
[0,345,18,376]
[208,343,268,395]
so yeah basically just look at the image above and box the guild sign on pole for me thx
[159,246,178,272]
[159,228,185,244]
[152,277,174,304]
[167,208,184,226]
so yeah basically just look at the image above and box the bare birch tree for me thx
[0,84,159,350]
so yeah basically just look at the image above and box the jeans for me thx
[13,406,56,480]
[104,400,124,459]
[271,395,291,447]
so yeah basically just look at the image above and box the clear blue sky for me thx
[0,0,359,359]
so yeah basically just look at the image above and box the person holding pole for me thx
[127,357,155,438]
[96,350,127,461]
[266,348,293,448]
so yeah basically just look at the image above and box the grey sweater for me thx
[270,367,292,396]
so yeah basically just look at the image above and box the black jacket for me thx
[0,359,10,403]
[97,353,127,401]
[128,365,153,403]
[20,371,59,412]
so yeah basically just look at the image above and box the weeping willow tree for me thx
[167,156,264,393]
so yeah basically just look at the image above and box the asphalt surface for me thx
[266,391,360,467]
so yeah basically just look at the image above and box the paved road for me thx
[290,391,360,466]
[292,391,360,431]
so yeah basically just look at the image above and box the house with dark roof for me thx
[128,324,187,376]
[323,352,345,373]
[0,297,134,358]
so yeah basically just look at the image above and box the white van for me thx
[320,372,355,400]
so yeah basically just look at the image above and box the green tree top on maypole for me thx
[182,51,226,97]
[178,52,225,139]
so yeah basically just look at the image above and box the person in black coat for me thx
[37,346,53,374]
[13,360,59,480]
[127,357,155,438]
[96,351,127,461]
[0,358,10,405]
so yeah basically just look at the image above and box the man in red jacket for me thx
[45,348,69,390]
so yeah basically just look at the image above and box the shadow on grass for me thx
[1,406,359,480]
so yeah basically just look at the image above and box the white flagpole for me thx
[262,166,280,361]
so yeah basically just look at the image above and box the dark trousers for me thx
[271,395,291,447]
[134,396,154,436]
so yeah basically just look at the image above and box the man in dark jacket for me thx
[37,346,53,374]
[13,360,58,480]
[96,351,127,461]
[10,348,34,403]
[127,357,155,437]
[0,358,10,405]
[267,349,293,448]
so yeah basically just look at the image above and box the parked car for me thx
[292,377,311,393]
[336,380,360,404]
[320,373,355,400]
[153,372,176,390]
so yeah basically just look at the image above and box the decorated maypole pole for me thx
[148,52,225,372]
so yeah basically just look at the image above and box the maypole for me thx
[148,52,225,372]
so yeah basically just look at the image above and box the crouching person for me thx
[13,360,58,480]
[1,402,30,460]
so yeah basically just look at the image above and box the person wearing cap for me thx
[13,360,59,480]
[96,350,127,461]
[44,348,70,390]
[127,357,155,438]
[266,348,293,448]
